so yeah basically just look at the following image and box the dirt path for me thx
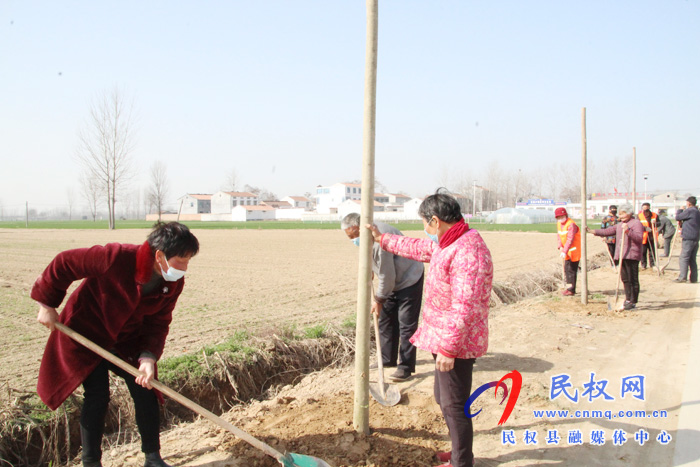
[89,248,698,466]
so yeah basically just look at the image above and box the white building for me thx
[314,183,362,214]
[177,194,212,214]
[261,200,293,209]
[281,196,313,210]
[211,191,259,214]
[387,193,411,205]
[374,193,390,204]
[231,205,276,221]
[338,199,386,220]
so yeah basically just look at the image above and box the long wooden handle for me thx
[601,237,617,272]
[651,223,662,276]
[614,232,624,303]
[661,228,680,272]
[372,313,387,399]
[54,323,288,464]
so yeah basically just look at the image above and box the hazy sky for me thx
[1,1,698,213]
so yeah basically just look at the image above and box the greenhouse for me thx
[485,207,555,224]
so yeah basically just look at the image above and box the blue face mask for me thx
[351,237,360,247]
[424,229,439,244]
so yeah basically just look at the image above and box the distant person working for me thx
[656,210,676,258]
[638,203,658,269]
[555,207,581,296]
[674,196,700,283]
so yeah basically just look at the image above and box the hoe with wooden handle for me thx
[608,232,625,311]
[55,322,330,467]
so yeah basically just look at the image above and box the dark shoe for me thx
[144,452,172,467]
[674,278,687,283]
[83,462,102,467]
[623,302,636,310]
[388,368,411,382]
[370,361,395,370]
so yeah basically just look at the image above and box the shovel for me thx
[55,323,330,467]
[368,313,401,407]
[651,222,662,277]
[660,228,680,274]
[601,238,617,273]
[608,232,625,311]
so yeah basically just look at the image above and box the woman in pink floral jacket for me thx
[369,191,493,467]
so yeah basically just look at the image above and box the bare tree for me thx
[80,173,102,221]
[76,86,136,229]
[147,161,169,222]
[559,162,581,202]
[66,188,76,220]
[222,169,238,192]
[606,154,633,194]
[243,184,277,201]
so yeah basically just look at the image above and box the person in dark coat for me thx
[32,222,200,467]
[675,196,700,283]
[656,210,676,257]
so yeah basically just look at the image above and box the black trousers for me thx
[564,260,579,293]
[607,243,618,266]
[433,355,475,467]
[620,259,640,304]
[378,274,424,372]
[81,359,161,464]
[641,238,656,268]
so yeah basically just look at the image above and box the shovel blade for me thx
[281,452,332,467]
[607,296,625,311]
[369,382,401,407]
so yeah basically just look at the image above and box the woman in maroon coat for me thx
[32,222,199,467]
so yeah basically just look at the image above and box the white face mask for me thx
[159,256,186,282]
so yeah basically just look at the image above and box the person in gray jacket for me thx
[675,196,700,283]
[342,213,424,381]
[656,210,676,257]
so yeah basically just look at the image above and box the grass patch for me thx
[303,324,326,339]
[342,315,356,330]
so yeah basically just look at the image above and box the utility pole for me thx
[353,0,378,436]
[580,108,588,305]
[472,180,477,218]
[632,147,637,213]
[643,174,648,204]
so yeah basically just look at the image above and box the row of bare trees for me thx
[440,155,635,213]
[75,87,173,226]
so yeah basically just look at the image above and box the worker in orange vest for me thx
[638,202,658,269]
[555,207,581,296]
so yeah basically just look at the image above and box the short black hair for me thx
[147,222,199,259]
[641,202,650,208]
[418,188,464,223]
[609,205,617,210]
[688,196,697,206]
